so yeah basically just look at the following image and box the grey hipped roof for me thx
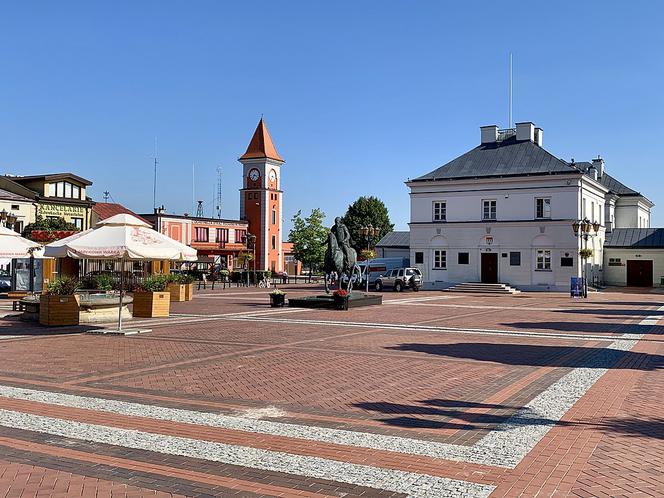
[413,136,575,181]
[376,231,410,248]
[573,162,639,196]
[605,228,664,248]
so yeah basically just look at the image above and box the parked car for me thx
[374,267,422,292]
[0,270,10,292]
[357,257,410,288]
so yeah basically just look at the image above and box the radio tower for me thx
[196,200,204,217]
[103,190,110,202]
[215,166,223,218]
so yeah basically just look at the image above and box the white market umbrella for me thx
[0,225,43,259]
[44,213,197,332]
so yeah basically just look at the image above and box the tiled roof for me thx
[239,118,284,162]
[376,231,410,248]
[413,136,574,182]
[605,228,664,248]
[0,187,31,202]
[93,203,149,224]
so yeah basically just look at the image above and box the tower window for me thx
[272,209,276,225]
[271,235,276,250]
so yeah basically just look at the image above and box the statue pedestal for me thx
[288,293,382,310]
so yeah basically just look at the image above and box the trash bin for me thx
[660,276,664,286]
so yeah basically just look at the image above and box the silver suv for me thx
[374,267,422,292]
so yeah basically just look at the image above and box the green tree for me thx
[288,208,328,281]
[341,196,394,252]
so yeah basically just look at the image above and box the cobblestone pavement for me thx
[0,285,662,497]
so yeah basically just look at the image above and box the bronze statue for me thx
[324,217,362,294]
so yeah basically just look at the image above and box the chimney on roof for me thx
[592,155,605,178]
[588,165,598,181]
[516,122,535,142]
[534,127,543,147]
[480,125,498,144]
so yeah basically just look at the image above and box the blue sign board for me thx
[571,277,584,298]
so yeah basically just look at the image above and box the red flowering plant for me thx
[333,289,349,297]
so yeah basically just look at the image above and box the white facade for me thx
[407,123,653,290]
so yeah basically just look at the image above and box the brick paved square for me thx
[0,285,661,497]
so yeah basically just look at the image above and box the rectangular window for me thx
[535,198,551,219]
[415,252,424,264]
[591,201,595,222]
[64,182,72,198]
[536,249,552,271]
[72,185,80,199]
[458,252,469,265]
[13,221,23,233]
[235,229,246,243]
[482,200,496,220]
[48,183,56,197]
[608,258,622,266]
[433,201,446,222]
[216,228,229,244]
[510,252,521,266]
[194,227,209,242]
[71,217,83,230]
[582,198,587,218]
[272,209,277,225]
[433,250,447,269]
[56,181,64,197]
[560,257,574,267]
[271,235,276,250]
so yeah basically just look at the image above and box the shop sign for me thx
[38,203,86,217]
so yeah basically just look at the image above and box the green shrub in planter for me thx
[93,273,114,291]
[137,275,168,292]
[269,288,286,307]
[46,276,80,295]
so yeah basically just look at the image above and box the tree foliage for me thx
[288,208,328,275]
[341,196,394,252]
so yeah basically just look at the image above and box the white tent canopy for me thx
[0,225,44,259]
[44,214,197,261]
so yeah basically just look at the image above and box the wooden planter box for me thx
[167,283,186,302]
[184,283,194,301]
[132,291,170,318]
[39,294,80,326]
[270,293,286,308]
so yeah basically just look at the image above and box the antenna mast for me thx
[152,137,158,210]
[192,162,195,215]
[508,53,513,128]
[215,165,223,219]
[103,190,110,202]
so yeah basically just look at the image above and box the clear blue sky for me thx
[1,1,662,231]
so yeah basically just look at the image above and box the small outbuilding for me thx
[603,228,664,287]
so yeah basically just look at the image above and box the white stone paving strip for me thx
[0,408,494,498]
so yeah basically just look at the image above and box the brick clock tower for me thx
[239,118,284,272]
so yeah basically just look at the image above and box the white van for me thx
[357,257,410,287]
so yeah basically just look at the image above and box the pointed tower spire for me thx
[239,117,284,162]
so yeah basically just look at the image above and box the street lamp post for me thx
[242,233,256,287]
[360,224,381,293]
[572,218,600,298]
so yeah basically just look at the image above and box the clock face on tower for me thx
[268,169,276,182]
[248,168,260,182]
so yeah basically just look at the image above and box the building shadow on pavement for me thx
[502,321,664,335]
[556,309,664,317]
[386,343,664,370]
[594,417,664,439]
[353,398,574,431]
[0,315,95,336]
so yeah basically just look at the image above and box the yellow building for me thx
[0,184,35,234]
[0,173,94,230]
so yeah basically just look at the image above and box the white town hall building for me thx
[401,121,657,291]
